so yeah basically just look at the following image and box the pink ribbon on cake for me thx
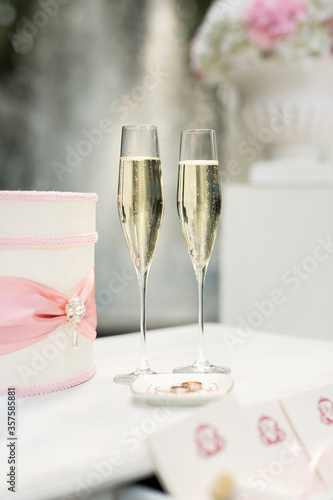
[0,267,97,355]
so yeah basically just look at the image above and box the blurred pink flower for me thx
[243,0,307,48]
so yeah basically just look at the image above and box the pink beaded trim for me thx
[0,232,98,248]
[0,191,98,202]
[0,363,96,397]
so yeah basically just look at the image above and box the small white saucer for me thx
[130,373,234,406]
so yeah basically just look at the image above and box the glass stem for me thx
[137,270,150,372]
[195,266,208,367]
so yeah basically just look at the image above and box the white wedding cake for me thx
[0,191,98,396]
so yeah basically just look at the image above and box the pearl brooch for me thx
[65,297,86,348]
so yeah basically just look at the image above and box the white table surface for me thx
[1,323,333,500]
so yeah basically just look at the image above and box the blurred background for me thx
[1,0,333,340]
[0,0,225,336]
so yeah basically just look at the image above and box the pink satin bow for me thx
[0,267,97,355]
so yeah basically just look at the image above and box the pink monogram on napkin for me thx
[0,267,97,355]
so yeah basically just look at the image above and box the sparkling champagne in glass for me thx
[174,129,230,374]
[114,125,164,385]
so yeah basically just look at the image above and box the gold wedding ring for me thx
[156,380,213,396]
[170,385,190,393]
[181,381,203,391]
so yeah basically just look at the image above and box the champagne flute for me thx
[174,129,230,374]
[114,125,164,385]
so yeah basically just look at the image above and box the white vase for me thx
[227,58,333,184]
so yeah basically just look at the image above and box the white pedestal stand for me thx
[220,164,333,339]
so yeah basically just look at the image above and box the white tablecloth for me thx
[1,324,333,500]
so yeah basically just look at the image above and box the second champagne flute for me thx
[174,129,230,375]
[114,125,164,385]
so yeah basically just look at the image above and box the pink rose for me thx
[243,0,306,48]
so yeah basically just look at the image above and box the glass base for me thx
[113,367,156,386]
[173,361,231,375]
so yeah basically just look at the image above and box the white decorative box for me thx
[0,191,98,396]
